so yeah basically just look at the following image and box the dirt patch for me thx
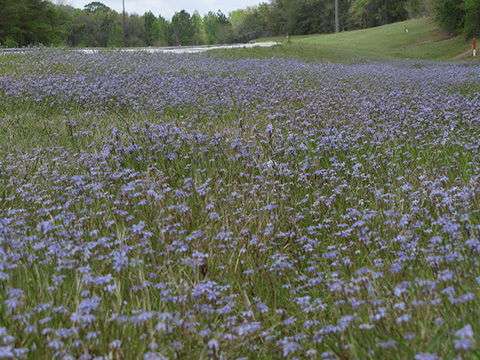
[414,30,456,46]
[455,49,475,60]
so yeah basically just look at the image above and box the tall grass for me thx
[0,48,480,359]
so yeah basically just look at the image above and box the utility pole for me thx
[335,0,339,33]
[123,0,126,46]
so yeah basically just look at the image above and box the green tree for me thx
[405,0,434,17]
[435,0,465,34]
[170,10,194,45]
[125,13,144,46]
[84,1,111,13]
[153,15,169,46]
[64,8,94,47]
[348,0,408,29]
[192,10,206,45]
[0,0,63,47]
[108,24,124,47]
[141,11,156,46]
[72,2,117,47]
[463,0,480,38]
[204,10,232,44]
[232,5,270,42]
[229,9,248,30]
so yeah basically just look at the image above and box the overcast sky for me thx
[65,0,261,20]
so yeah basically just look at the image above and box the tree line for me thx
[0,0,479,48]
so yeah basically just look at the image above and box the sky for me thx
[65,0,262,20]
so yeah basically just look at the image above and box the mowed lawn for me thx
[238,18,475,62]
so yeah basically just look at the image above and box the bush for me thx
[435,0,466,34]
[464,0,480,38]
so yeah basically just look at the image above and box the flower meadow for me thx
[1,48,480,359]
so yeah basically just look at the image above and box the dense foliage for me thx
[0,0,478,48]
[0,0,223,47]
[435,0,480,38]
[0,0,457,48]
[0,0,64,47]
[1,47,480,359]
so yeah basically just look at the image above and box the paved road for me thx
[1,42,279,54]
[88,42,280,54]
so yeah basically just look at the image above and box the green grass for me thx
[1,46,480,359]
[223,18,475,62]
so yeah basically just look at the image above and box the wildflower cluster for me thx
[0,48,480,358]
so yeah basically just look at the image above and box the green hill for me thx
[294,18,473,61]
[230,18,476,62]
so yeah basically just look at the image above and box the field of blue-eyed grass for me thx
[1,48,480,359]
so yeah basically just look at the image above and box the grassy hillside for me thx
[222,18,475,62]
[295,18,472,60]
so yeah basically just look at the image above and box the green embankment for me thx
[228,18,476,62]
[295,18,472,60]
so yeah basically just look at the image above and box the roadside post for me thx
[474,38,476,57]
[402,24,408,59]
